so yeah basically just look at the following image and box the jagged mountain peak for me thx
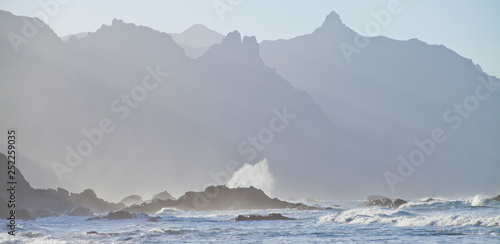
[314,11,354,36]
[199,31,263,67]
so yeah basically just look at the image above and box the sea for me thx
[1,195,499,243]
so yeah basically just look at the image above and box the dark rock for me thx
[366,195,393,207]
[175,185,318,211]
[17,209,34,220]
[232,213,294,221]
[87,210,133,221]
[147,217,159,222]
[69,207,94,216]
[424,198,437,202]
[69,189,125,213]
[123,199,176,215]
[57,188,69,200]
[107,211,133,220]
[325,207,333,210]
[491,195,500,202]
[392,199,407,209]
[124,185,318,214]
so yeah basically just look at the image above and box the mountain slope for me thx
[260,11,500,197]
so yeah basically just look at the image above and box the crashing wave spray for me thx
[226,158,276,196]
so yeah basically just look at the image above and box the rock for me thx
[424,198,437,202]
[232,213,294,221]
[151,191,175,201]
[106,211,133,220]
[69,207,94,216]
[87,210,133,221]
[175,185,318,211]
[324,207,333,210]
[123,199,176,215]
[17,209,34,220]
[491,195,500,202]
[120,195,143,207]
[57,188,69,200]
[124,185,318,214]
[392,199,407,209]
[70,189,125,213]
[147,217,159,222]
[366,195,393,207]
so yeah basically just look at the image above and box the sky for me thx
[1,0,499,78]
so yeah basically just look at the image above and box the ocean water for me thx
[1,196,499,243]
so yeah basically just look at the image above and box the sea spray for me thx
[226,158,276,196]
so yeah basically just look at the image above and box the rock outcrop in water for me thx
[492,195,500,202]
[365,196,407,209]
[175,185,318,211]
[124,185,318,214]
[1,152,316,217]
[87,211,133,220]
[232,213,295,221]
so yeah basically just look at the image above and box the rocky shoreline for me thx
[1,152,499,221]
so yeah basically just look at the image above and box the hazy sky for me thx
[2,0,499,77]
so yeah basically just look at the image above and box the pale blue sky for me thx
[2,0,499,77]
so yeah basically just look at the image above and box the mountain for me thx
[259,11,500,198]
[169,24,224,59]
[0,11,361,201]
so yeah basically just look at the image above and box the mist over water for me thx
[226,158,276,196]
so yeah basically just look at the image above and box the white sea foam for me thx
[318,206,500,227]
[471,195,488,206]
[226,158,276,196]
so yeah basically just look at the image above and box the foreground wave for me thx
[1,196,499,243]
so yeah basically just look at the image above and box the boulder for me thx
[232,213,295,221]
[87,211,133,221]
[366,195,393,207]
[491,195,500,202]
[392,199,407,209]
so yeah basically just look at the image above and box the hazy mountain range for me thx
[0,10,499,202]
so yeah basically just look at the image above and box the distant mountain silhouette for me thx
[169,24,224,59]
[1,10,499,201]
[0,11,359,200]
[260,11,500,198]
